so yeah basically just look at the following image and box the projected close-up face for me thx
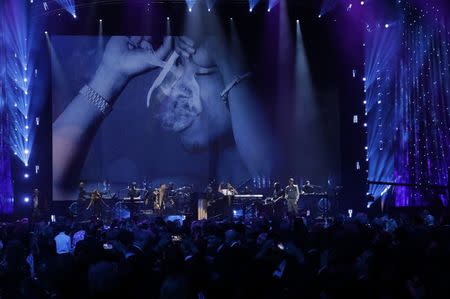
[149,41,231,151]
[51,27,340,201]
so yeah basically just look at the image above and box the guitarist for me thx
[272,182,285,218]
[219,182,238,221]
[272,182,284,202]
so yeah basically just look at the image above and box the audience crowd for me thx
[1,210,450,299]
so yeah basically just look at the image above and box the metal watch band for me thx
[79,85,112,116]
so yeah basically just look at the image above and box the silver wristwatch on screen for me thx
[79,85,112,116]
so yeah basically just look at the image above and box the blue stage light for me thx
[248,0,261,12]
[206,0,217,12]
[267,0,279,12]
[24,173,29,179]
[185,0,195,12]
[319,0,338,18]
[364,21,404,200]
[24,197,30,203]
[55,1,76,19]
[4,0,37,167]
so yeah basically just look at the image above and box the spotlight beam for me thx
[3,0,37,167]
[319,0,340,17]
[55,0,76,18]
[268,0,280,11]
[249,0,261,12]
[185,0,196,11]
[206,0,217,11]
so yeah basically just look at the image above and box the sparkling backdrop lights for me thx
[366,1,450,206]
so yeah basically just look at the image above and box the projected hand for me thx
[177,36,221,72]
[102,36,173,79]
[90,36,173,101]
[174,36,196,58]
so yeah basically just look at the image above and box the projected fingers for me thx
[155,36,173,61]
[128,36,143,49]
[139,36,153,51]
[175,36,196,58]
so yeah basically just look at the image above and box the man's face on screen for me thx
[152,42,232,151]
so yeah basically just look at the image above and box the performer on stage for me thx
[31,188,41,222]
[127,182,141,218]
[272,182,285,217]
[242,185,252,195]
[77,182,89,219]
[144,186,153,206]
[86,189,109,219]
[260,182,285,218]
[285,178,299,219]
[78,182,87,200]
[219,182,238,220]
[128,182,141,200]
[272,182,284,201]
[302,180,314,194]
[154,183,167,216]
[198,184,214,220]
